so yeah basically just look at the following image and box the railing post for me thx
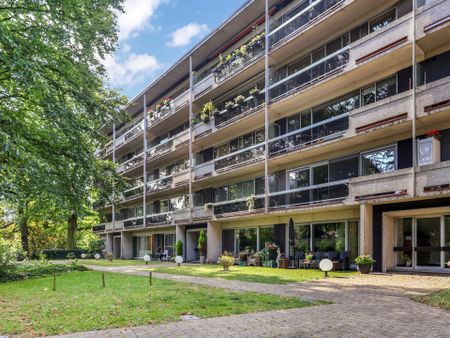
[189,55,194,223]
[143,94,148,227]
[264,0,270,214]
[112,123,116,231]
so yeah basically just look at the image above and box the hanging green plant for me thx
[234,95,245,105]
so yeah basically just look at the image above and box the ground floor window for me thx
[133,233,176,258]
[312,222,345,252]
[235,228,257,253]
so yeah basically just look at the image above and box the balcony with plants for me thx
[146,124,189,165]
[117,149,145,174]
[122,177,144,202]
[212,32,265,83]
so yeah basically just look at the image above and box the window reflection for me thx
[361,147,396,175]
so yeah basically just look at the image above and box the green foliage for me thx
[66,252,76,260]
[176,240,183,256]
[219,255,235,271]
[354,254,375,265]
[0,238,18,273]
[198,230,206,255]
[41,249,87,260]
[104,252,113,262]
[0,262,88,283]
[200,101,215,121]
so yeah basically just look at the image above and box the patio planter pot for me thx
[357,263,372,274]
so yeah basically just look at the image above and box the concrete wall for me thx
[359,203,373,255]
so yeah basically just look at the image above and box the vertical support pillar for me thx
[121,231,133,259]
[188,56,194,223]
[112,123,116,230]
[143,95,148,226]
[382,213,395,273]
[359,203,373,255]
[106,232,114,253]
[263,0,270,214]
[411,0,417,197]
[207,221,222,263]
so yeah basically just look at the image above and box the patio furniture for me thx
[339,251,350,270]
[278,257,289,269]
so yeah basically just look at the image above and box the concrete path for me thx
[54,265,450,338]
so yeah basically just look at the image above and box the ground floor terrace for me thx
[101,196,450,273]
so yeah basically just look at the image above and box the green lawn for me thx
[52,259,169,266]
[148,264,356,284]
[414,289,450,311]
[0,271,318,336]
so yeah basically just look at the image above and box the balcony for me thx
[105,220,124,231]
[193,206,213,220]
[214,196,265,217]
[269,47,350,103]
[269,0,344,48]
[92,224,105,233]
[122,184,144,202]
[172,209,191,223]
[173,170,190,187]
[147,129,189,166]
[215,143,265,172]
[117,152,144,174]
[416,0,450,51]
[269,113,349,157]
[146,212,173,226]
[115,121,145,153]
[147,176,173,194]
[416,161,450,197]
[124,217,144,229]
[213,33,265,83]
[214,93,264,128]
[269,180,349,210]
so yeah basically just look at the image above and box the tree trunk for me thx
[18,205,29,254]
[67,214,78,250]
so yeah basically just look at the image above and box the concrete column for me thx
[121,231,133,259]
[359,203,373,255]
[207,221,222,264]
[175,224,186,259]
[382,213,395,273]
[105,233,114,253]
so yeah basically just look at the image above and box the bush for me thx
[41,249,87,259]
[354,254,375,265]
[219,255,235,271]
[0,263,88,283]
[176,240,183,256]
[0,238,18,273]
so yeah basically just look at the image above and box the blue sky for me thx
[105,0,246,98]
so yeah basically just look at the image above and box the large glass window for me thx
[369,9,396,33]
[361,146,396,175]
[164,234,176,253]
[312,164,328,185]
[288,168,310,189]
[329,154,359,181]
[293,224,310,252]
[133,236,152,258]
[259,226,275,250]
[214,186,228,202]
[236,228,257,253]
[159,200,170,213]
[376,76,397,101]
[170,195,189,210]
[312,222,345,252]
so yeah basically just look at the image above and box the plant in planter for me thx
[265,242,279,261]
[234,94,245,106]
[175,240,183,266]
[246,194,256,211]
[304,253,313,263]
[219,254,235,271]
[354,254,375,274]
[198,230,207,264]
[200,101,215,122]
[249,86,260,97]
[240,44,248,57]
[162,97,172,107]
[224,100,235,111]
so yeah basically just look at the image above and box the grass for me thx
[148,264,356,284]
[0,271,318,336]
[52,259,166,266]
[414,289,450,311]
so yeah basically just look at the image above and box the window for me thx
[362,84,376,106]
[287,115,301,132]
[164,234,175,250]
[146,203,155,215]
[136,206,143,217]
[170,195,188,210]
[236,228,257,253]
[160,200,170,213]
[376,76,397,101]
[255,177,265,195]
[294,224,310,252]
[259,226,275,249]
[214,143,228,158]
[313,222,345,252]
[214,186,228,202]
[229,180,254,200]
[313,92,360,123]
[361,146,396,175]
[288,168,310,189]
[369,9,396,33]
[312,164,328,185]
[329,154,359,181]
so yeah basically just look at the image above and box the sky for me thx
[105,0,246,99]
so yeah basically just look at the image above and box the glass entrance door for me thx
[415,217,441,267]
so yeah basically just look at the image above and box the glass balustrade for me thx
[124,217,144,228]
[147,140,173,158]
[123,185,144,200]
[93,224,105,232]
[146,212,173,225]
[147,177,173,193]
[269,114,349,156]
[269,181,348,208]
[214,197,265,215]
[269,0,343,46]
[214,94,264,127]
[215,144,265,171]
[269,48,349,102]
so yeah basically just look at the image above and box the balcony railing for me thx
[213,34,265,83]
[123,185,144,200]
[146,212,173,225]
[148,102,175,126]
[147,139,173,159]
[215,94,264,127]
[117,153,144,173]
[269,180,348,209]
[93,224,105,233]
[215,143,265,171]
[214,196,265,215]
[269,0,344,47]
[269,47,349,102]
[268,113,349,156]
[147,176,173,193]
[124,217,144,228]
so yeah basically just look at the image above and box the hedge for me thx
[0,263,89,283]
[41,249,88,259]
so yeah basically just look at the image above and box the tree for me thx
[0,0,128,253]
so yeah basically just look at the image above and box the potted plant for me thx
[234,94,245,106]
[175,240,183,266]
[219,254,235,271]
[198,230,206,264]
[354,254,375,274]
[224,100,234,111]
[246,194,256,211]
[304,253,313,263]
[200,101,215,122]
[266,242,279,261]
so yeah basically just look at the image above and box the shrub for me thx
[198,230,206,257]
[219,255,235,271]
[176,240,183,256]
[41,249,87,259]
[0,238,18,273]
[0,263,88,283]
[104,252,113,262]
[66,252,76,260]
[354,254,375,265]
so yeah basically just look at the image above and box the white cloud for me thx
[104,53,162,87]
[117,0,164,42]
[167,22,209,47]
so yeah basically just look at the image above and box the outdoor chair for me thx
[339,251,350,270]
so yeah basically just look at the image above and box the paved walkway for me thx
[54,265,450,338]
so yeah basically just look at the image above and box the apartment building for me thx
[94,0,450,272]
